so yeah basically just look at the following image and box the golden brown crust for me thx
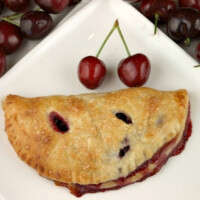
[2,87,189,185]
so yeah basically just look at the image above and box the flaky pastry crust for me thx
[2,87,189,185]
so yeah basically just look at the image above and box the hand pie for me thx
[2,87,192,197]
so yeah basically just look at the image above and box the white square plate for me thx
[0,0,200,199]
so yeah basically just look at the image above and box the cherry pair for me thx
[78,20,151,90]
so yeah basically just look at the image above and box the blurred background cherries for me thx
[140,0,176,34]
[0,0,4,14]
[0,0,82,77]
[4,0,31,13]
[34,0,70,14]
[125,0,200,64]
[178,0,200,10]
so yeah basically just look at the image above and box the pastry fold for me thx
[2,87,191,196]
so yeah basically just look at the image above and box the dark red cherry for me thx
[0,48,6,77]
[0,21,23,55]
[140,0,176,21]
[140,0,176,34]
[0,0,4,14]
[69,0,81,5]
[4,0,30,13]
[167,8,200,44]
[179,0,200,11]
[34,0,70,14]
[195,43,200,63]
[118,54,151,87]
[78,56,107,89]
[20,11,53,40]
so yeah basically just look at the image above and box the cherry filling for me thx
[119,145,130,158]
[115,112,132,124]
[49,112,69,133]
[55,107,192,197]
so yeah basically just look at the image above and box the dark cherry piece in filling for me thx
[115,113,132,124]
[49,112,69,133]
[119,145,130,158]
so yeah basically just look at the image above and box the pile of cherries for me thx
[124,0,200,65]
[0,0,81,77]
[78,20,151,89]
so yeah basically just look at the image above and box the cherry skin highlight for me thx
[78,56,107,89]
[118,54,151,87]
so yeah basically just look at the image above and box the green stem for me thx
[194,65,200,68]
[154,13,159,35]
[184,37,191,46]
[7,13,23,20]
[4,7,41,20]
[96,20,118,58]
[1,17,20,27]
[34,7,41,11]
[116,21,131,57]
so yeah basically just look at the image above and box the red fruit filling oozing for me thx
[55,107,192,197]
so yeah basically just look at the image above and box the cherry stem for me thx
[116,21,131,57]
[194,65,200,68]
[7,13,23,20]
[96,20,118,58]
[1,7,41,22]
[154,13,159,35]
[184,37,191,46]
[1,17,20,27]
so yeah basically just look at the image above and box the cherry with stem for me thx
[0,8,53,40]
[116,21,151,87]
[0,7,41,25]
[78,20,119,89]
[140,0,176,35]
